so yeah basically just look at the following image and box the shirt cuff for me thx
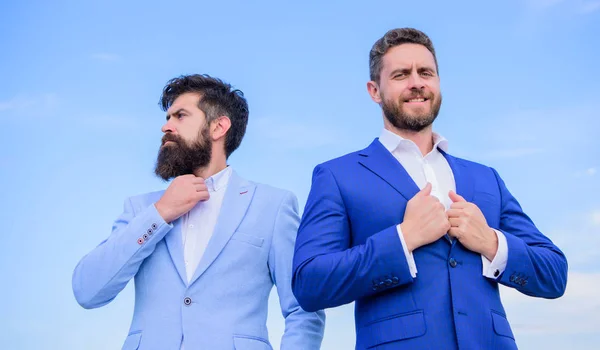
[481,229,508,279]
[396,224,417,278]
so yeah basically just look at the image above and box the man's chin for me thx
[401,104,430,115]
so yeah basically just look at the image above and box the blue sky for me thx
[1,0,599,349]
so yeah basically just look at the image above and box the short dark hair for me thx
[159,74,249,158]
[369,28,438,83]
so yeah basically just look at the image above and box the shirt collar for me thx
[204,166,232,192]
[379,128,449,154]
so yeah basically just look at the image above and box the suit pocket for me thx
[231,232,264,247]
[492,310,515,339]
[122,331,142,350]
[359,310,426,348]
[233,335,273,350]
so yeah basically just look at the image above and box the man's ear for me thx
[211,116,231,141]
[367,80,382,104]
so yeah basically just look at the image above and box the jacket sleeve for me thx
[292,165,414,313]
[492,168,568,298]
[269,191,325,350]
[72,198,173,309]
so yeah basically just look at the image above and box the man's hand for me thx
[447,191,498,261]
[401,183,451,252]
[155,175,210,223]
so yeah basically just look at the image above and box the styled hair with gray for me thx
[369,28,438,83]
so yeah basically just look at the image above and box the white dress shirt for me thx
[181,166,232,350]
[182,166,232,282]
[378,129,507,279]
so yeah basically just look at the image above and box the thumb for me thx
[449,190,466,203]
[418,183,432,197]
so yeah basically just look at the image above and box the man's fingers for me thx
[418,183,432,197]
[446,209,462,218]
[194,184,208,192]
[450,201,467,210]
[191,177,206,184]
[194,189,210,201]
[448,228,461,239]
[449,217,462,227]
[449,190,466,203]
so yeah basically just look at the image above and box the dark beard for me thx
[381,89,442,132]
[154,126,212,181]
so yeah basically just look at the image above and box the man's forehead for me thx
[167,93,201,113]
[383,44,436,69]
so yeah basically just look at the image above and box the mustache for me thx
[403,88,433,100]
[161,133,181,145]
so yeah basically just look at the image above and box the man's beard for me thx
[154,126,212,181]
[381,88,442,132]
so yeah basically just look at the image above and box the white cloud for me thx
[501,271,600,335]
[547,209,600,270]
[250,117,344,150]
[575,167,597,178]
[267,271,600,349]
[517,0,600,39]
[484,147,545,159]
[591,209,600,226]
[527,0,600,13]
[459,105,599,162]
[79,115,141,130]
[0,94,59,113]
[527,0,567,10]
[578,1,600,13]
[90,53,121,62]
[267,293,356,350]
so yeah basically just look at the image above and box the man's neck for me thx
[193,158,228,179]
[385,123,434,156]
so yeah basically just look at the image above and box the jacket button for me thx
[392,277,399,284]
[137,238,144,245]
[147,228,153,235]
[385,279,393,286]
[151,223,157,229]
[143,233,149,240]
[184,297,192,306]
[449,258,458,268]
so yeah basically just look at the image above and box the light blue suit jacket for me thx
[73,171,325,350]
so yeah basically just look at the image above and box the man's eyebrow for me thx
[166,108,187,120]
[389,68,411,77]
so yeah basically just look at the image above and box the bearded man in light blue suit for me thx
[72,74,325,350]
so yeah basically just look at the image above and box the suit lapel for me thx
[440,150,474,203]
[164,218,188,284]
[358,139,420,201]
[188,171,255,286]
[358,139,474,245]
[440,150,474,245]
